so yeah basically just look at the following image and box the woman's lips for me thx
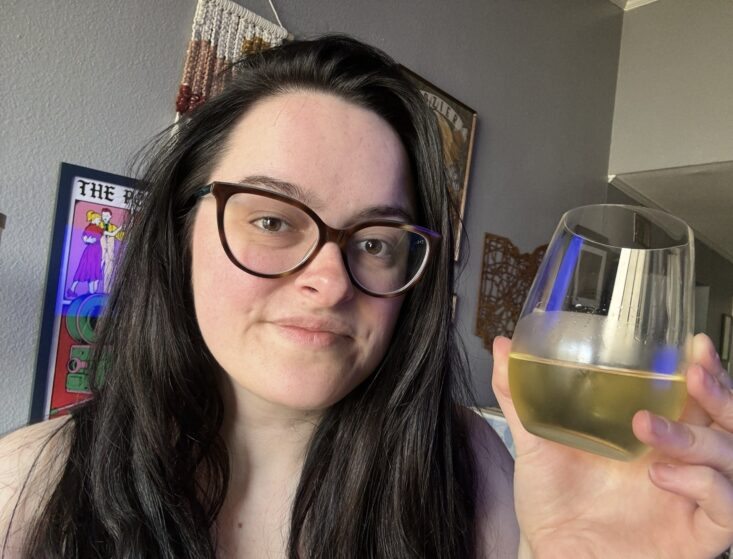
[273,319,350,347]
[277,325,344,347]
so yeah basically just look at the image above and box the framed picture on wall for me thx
[400,65,477,260]
[30,163,143,422]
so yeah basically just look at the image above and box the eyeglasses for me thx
[193,182,441,298]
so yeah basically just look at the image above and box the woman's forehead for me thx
[211,91,416,219]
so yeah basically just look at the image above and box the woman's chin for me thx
[263,383,353,413]
[226,373,361,415]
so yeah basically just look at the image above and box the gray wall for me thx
[609,0,733,174]
[0,0,622,433]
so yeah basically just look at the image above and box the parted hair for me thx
[17,35,477,558]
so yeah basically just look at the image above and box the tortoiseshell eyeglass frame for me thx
[191,182,441,298]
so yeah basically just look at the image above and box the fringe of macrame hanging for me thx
[175,0,290,116]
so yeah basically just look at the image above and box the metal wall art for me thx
[476,233,547,353]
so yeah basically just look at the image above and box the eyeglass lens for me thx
[223,192,429,294]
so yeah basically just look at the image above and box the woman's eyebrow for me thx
[352,205,415,223]
[237,175,322,207]
[237,174,415,223]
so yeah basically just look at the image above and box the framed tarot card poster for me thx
[400,65,477,260]
[30,163,143,421]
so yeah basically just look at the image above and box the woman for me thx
[0,36,731,558]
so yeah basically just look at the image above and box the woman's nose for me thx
[294,242,355,306]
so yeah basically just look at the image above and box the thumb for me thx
[491,336,540,456]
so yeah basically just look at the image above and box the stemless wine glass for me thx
[509,204,695,461]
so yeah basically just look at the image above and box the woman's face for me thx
[191,91,415,413]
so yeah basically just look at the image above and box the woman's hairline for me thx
[183,85,421,238]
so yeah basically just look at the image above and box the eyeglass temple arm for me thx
[193,185,213,199]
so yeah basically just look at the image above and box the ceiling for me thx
[607,0,661,10]
[611,160,733,264]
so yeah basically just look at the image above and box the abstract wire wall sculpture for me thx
[476,233,547,353]
[176,0,290,116]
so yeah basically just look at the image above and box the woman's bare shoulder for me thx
[0,416,71,485]
[459,407,519,558]
[0,416,72,554]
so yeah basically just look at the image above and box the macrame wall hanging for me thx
[175,0,290,116]
[476,233,547,353]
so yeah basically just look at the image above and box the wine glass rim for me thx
[560,203,693,251]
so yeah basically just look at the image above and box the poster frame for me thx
[30,163,139,422]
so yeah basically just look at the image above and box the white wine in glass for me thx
[509,204,694,460]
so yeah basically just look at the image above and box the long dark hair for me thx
[19,35,477,558]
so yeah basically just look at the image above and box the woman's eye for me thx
[253,216,286,232]
[360,239,390,256]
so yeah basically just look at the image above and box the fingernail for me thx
[649,414,670,437]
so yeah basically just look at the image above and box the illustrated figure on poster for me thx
[99,207,124,293]
[66,211,104,298]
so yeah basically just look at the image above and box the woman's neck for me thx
[214,376,322,557]
[219,373,323,488]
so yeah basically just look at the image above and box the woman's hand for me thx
[493,333,733,559]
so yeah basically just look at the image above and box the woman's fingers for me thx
[633,337,733,552]
[491,337,520,428]
[491,336,538,455]
[692,333,731,389]
[679,333,730,427]
[490,337,511,395]
[686,364,733,433]
[634,411,733,478]
[648,463,733,548]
